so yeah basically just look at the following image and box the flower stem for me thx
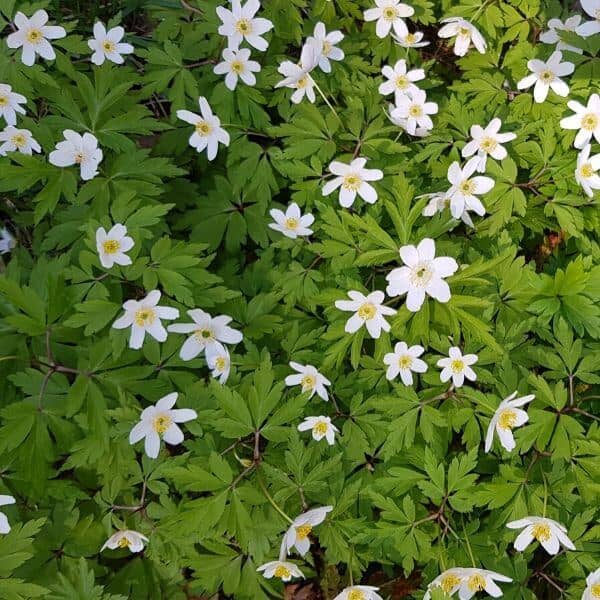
[257,474,293,524]
[542,471,548,517]
[310,75,342,124]
[461,518,477,567]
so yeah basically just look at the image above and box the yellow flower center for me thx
[398,355,413,369]
[405,33,417,44]
[322,40,332,56]
[440,574,462,593]
[102,239,120,255]
[540,70,554,83]
[532,523,551,542]
[459,179,476,194]
[357,302,376,320]
[11,133,26,148]
[26,29,42,43]
[313,421,328,435]
[297,76,309,89]
[498,409,517,430]
[274,565,291,579]
[235,18,251,34]
[342,173,362,190]
[134,308,156,327]
[117,536,131,548]
[295,524,312,539]
[410,263,433,287]
[102,40,116,53]
[451,359,464,373]
[74,152,85,164]
[285,217,299,230]
[582,113,598,130]
[383,6,398,20]
[468,573,486,592]
[215,356,227,371]
[194,328,214,341]
[580,163,594,178]
[301,374,316,389]
[231,60,243,73]
[348,591,366,600]
[459,26,471,36]
[408,104,423,117]
[480,136,498,152]
[153,413,172,434]
[195,120,212,136]
[395,75,409,90]
[0,95,7,106]
[591,583,600,598]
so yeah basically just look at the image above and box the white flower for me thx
[49,130,103,181]
[385,238,458,312]
[577,0,600,37]
[333,586,383,600]
[0,84,26,126]
[390,88,438,136]
[0,126,40,156]
[306,22,344,73]
[88,23,133,66]
[285,362,330,401]
[112,290,179,349]
[456,568,513,600]
[298,415,338,445]
[517,50,574,103]
[383,342,427,385]
[216,0,273,51]
[214,47,261,90]
[378,59,425,103]
[387,104,431,137]
[583,568,600,600]
[438,18,486,56]
[423,568,466,600]
[393,30,429,48]
[421,191,475,226]
[101,530,148,553]
[281,506,333,556]
[96,224,134,269]
[0,228,16,255]
[575,144,600,197]
[0,495,15,533]
[560,93,600,149]
[168,309,243,361]
[485,392,535,453]
[269,203,314,239]
[129,392,197,459]
[363,0,414,39]
[461,118,517,172]
[539,15,583,54]
[206,344,231,384]
[322,157,384,208]
[177,97,230,160]
[6,10,66,66]
[446,157,494,219]
[257,560,305,582]
[334,290,396,339]
[436,347,478,388]
[275,43,318,105]
[506,516,575,555]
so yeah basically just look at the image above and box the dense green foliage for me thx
[0,0,599,598]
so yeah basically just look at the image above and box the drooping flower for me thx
[168,309,243,361]
[6,10,66,66]
[298,416,339,445]
[335,290,396,339]
[0,495,15,534]
[517,50,574,103]
[390,88,438,136]
[306,22,344,73]
[96,224,134,269]
[88,22,134,65]
[214,47,261,90]
[423,568,466,600]
[177,97,230,160]
[583,568,600,600]
[385,238,458,312]
[506,516,575,555]
[275,43,318,104]
[257,561,305,582]
[575,144,600,197]
[388,104,431,138]
[393,30,429,48]
[461,118,517,172]
[112,290,179,349]
[216,0,273,51]
[0,229,16,255]
[269,203,314,239]
[446,157,495,219]
[281,506,333,556]
[560,93,600,149]
[539,15,583,54]
[457,568,513,600]
[363,0,414,39]
[48,130,103,181]
[577,0,600,37]
[285,362,330,401]
[485,392,535,453]
[0,84,26,126]
[128,392,197,459]
[378,59,425,103]
[0,126,40,156]
[101,530,148,553]
[333,586,383,600]
[206,344,231,384]
[421,191,476,227]
[436,347,478,388]
[383,342,427,385]
[438,17,486,56]
[322,157,384,208]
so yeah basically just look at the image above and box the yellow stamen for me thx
[582,113,598,131]
[301,374,316,389]
[322,41,332,56]
[342,173,362,191]
[0,96,7,106]
[102,239,120,255]
[468,573,486,592]
[591,583,600,598]
[532,523,551,542]
[134,308,156,327]
[285,217,299,230]
[11,133,26,148]
[235,18,251,34]
[348,591,366,600]
[398,355,413,369]
[497,409,517,430]
[459,179,476,194]
[215,356,227,371]
[408,104,423,117]
[231,60,243,73]
[102,40,116,53]
[153,414,172,434]
[195,120,212,136]
[459,26,471,36]
[313,421,328,435]
[480,136,498,152]
[26,29,42,43]
[295,524,312,539]
[117,536,131,548]
[274,564,291,579]
[540,70,554,83]
[194,328,214,342]
[395,75,409,90]
[440,574,462,593]
[383,6,398,20]
[357,302,376,320]
[450,359,464,373]
[580,163,594,178]
[296,76,308,89]
[405,33,417,44]
[74,152,85,164]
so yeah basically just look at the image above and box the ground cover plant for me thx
[0,0,599,598]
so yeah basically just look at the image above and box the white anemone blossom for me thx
[386,238,458,312]
[285,362,330,401]
[257,560,304,582]
[335,290,396,339]
[446,157,495,220]
[517,50,574,103]
[88,22,134,65]
[378,59,425,104]
[216,0,273,51]
[129,392,197,459]
[390,88,438,136]
[306,22,344,73]
[281,506,333,556]
[101,530,148,553]
[393,30,429,48]
[206,344,231,384]
[6,10,66,66]
[49,130,103,181]
[0,229,16,255]
[112,290,179,349]
[214,47,261,90]
[424,568,466,600]
[539,15,583,54]
[333,586,383,600]
[298,415,338,445]
[275,43,318,104]
[0,495,15,534]
[461,118,517,172]
[485,392,535,453]
[322,157,384,208]
[383,342,427,385]
[506,516,575,555]
[577,0,600,37]
[95,223,134,269]
[0,84,26,126]
[177,97,230,160]
[438,17,486,56]
[421,191,475,227]
[583,568,600,600]
[575,144,600,197]
[363,0,414,39]
[456,568,513,600]
[560,93,600,149]
[269,203,314,239]
[0,126,41,156]
[437,347,478,388]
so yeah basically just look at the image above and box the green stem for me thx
[541,472,548,517]
[257,474,293,524]
[461,518,477,567]
[310,75,342,124]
